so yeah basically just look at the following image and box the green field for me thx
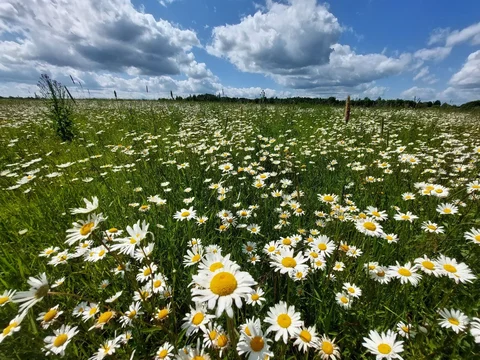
[0,100,479,359]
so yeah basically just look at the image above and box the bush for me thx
[38,74,75,141]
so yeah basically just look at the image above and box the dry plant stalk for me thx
[344,95,351,124]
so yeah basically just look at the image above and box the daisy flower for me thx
[434,255,476,284]
[310,235,335,257]
[155,342,174,360]
[0,289,16,307]
[70,196,99,214]
[343,283,362,298]
[414,255,440,276]
[393,211,418,222]
[436,203,459,215]
[12,272,49,312]
[335,292,353,309]
[183,246,204,267]
[369,266,392,284]
[37,304,62,329]
[270,248,309,276]
[0,312,26,343]
[464,228,480,245]
[470,317,480,343]
[366,206,388,221]
[43,324,79,356]
[90,310,116,330]
[356,217,383,237]
[173,207,197,221]
[396,321,416,339]
[294,325,320,352]
[181,304,215,336]
[120,302,143,328]
[153,303,171,322]
[318,194,338,204]
[265,301,303,344]
[192,263,256,317]
[363,330,404,359]
[421,221,444,234]
[65,213,105,245]
[246,224,261,235]
[318,335,341,359]
[388,262,422,286]
[245,288,265,306]
[438,308,469,333]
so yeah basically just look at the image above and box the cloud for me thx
[414,47,451,61]
[413,66,429,81]
[412,66,437,84]
[445,22,480,47]
[449,50,480,89]
[0,0,201,77]
[271,44,412,90]
[207,0,343,72]
[428,27,451,46]
[400,86,436,101]
[362,85,387,99]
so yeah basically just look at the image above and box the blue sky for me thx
[0,0,479,103]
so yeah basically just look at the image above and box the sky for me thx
[0,0,479,103]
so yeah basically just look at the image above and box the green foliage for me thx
[37,74,75,142]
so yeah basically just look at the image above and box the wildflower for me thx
[318,335,341,360]
[182,304,215,336]
[265,301,303,343]
[70,196,99,214]
[173,207,197,221]
[414,255,440,276]
[37,304,62,329]
[0,289,16,307]
[155,342,174,360]
[310,235,335,257]
[12,272,49,312]
[436,203,459,215]
[43,324,79,356]
[271,248,309,276]
[192,263,256,317]
[362,330,404,360]
[0,312,26,343]
[294,325,319,352]
[435,255,476,284]
[388,262,422,286]
[421,221,444,234]
[464,228,480,245]
[343,283,362,298]
[335,292,352,309]
[396,321,416,339]
[356,217,383,237]
[393,211,418,222]
[438,308,469,333]
[65,213,105,245]
[246,288,265,306]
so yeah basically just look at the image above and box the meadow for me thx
[0,99,479,359]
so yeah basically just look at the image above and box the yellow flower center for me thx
[2,322,17,336]
[128,310,137,319]
[209,262,224,272]
[474,235,480,242]
[251,293,260,301]
[89,307,98,315]
[299,330,312,343]
[130,238,137,244]
[422,261,435,270]
[217,334,228,347]
[80,222,94,236]
[108,228,118,233]
[348,287,355,294]
[246,246,254,252]
[443,264,457,273]
[323,195,334,202]
[193,356,205,360]
[318,243,327,251]
[368,265,376,270]
[448,317,459,326]
[401,215,410,220]
[97,311,113,324]
[53,333,68,347]
[143,267,152,276]
[277,314,292,328]
[443,208,452,214]
[281,257,297,268]
[250,336,265,352]
[192,254,201,263]
[363,222,376,231]
[192,312,204,326]
[210,272,237,296]
[153,280,162,288]
[181,211,190,217]
[401,326,409,333]
[282,238,292,245]
[98,249,106,257]
[0,296,9,305]
[268,246,275,252]
[157,308,169,320]
[377,270,385,277]
[310,252,318,258]
[372,211,380,217]
[340,296,348,304]
[245,326,251,336]
[322,341,334,354]
[158,349,168,359]
[427,224,437,230]
[209,330,217,340]
[398,268,411,276]
[43,309,58,322]
[378,343,391,354]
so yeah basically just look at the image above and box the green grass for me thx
[0,99,479,359]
